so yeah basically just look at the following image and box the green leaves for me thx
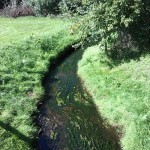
[26,0,61,16]
[78,0,150,61]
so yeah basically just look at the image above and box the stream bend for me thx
[37,48,121,150]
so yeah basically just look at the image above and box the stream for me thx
[37,48,121,150]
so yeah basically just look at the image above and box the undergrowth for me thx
[0,17,79,150]
[78,46,150,150]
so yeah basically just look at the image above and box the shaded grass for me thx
[0,17,79,150]
[78,45,150,150]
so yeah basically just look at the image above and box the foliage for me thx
[26,0,61,16]
[0,17,79,149]
[77,0,150,60]
[25,0,92,16]
[77,1,150,150]
[78,45,150,150]
[59,0,96,15]
[59,0,82,14]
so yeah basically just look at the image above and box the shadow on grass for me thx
[0,121,32,144]
[107,45,150,67]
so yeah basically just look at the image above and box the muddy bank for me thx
[37,47,121,150]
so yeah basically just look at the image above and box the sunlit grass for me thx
[0,16,72,48]
[0,17,79,150]
[78,45,150,150]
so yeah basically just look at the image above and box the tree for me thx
[78,0,150,60]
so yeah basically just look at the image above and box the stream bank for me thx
[37,47,121,150]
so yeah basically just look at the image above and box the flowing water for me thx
[38,49,121,150]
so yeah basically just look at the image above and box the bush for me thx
[59,0,82,14]
[77,0,150,61]
[3,1,35,17]
[59,0,95,15]
[26,0,61,16]
[27,0,84,16]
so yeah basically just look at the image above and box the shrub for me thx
[77,0,150,61]
[26,0,61,16]
[3,0,35,17]
[59,0,81,14]
[59,0,95,15]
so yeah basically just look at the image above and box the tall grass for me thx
[0,17,79,149]
[78,46,150,150]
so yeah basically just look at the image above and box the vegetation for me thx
[26,0,61,16]
[78,45,150,150]
[0,16,79,149]
[76,0,150,61]
[1,0,94,17]
[0,17,71,47]
[1,0,150,150]
[77,2,150,149]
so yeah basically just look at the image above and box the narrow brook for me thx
[37,48,121,150]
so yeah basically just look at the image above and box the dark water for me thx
[38,49,121,150]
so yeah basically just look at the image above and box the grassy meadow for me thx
[1,15,150,150]
[0,17,79,149]
[78,46,150,150]
[0,17,73,48]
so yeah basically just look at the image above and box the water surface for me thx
[38,49,120,150]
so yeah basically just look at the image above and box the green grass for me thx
[0,17,79,150]
[0,16,73,48]
[78,45,150,150]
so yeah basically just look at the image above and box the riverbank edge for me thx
[33,42,81,149]
[77,45,150,150]
[0,26,80,149]
[77,48,122,148]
